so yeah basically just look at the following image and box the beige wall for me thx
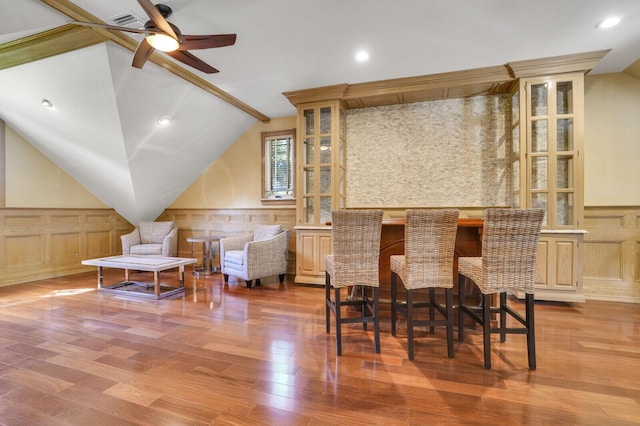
[584,73,640,206]
[5,126,107,208]
[169,116,296,209]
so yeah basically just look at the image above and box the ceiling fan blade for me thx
[179,34,237,50]
[137,0,178,40]
[165,50,219,74]
[70,20,147,34]
[132,38,156,69]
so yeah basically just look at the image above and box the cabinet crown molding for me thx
[283,50,610,109]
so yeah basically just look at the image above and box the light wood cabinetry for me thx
[511,73,586,301]
[295,227,331,284]
[284,53,603,288]
[293,101,346,284]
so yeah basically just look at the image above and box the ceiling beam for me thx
[0,24,105,71]
[38,0,270,122]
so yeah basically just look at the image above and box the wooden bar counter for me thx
[378,217,483,303]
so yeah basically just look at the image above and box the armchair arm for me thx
[245,230,290,281]
[161,226,178,257]
[121,228,140,255]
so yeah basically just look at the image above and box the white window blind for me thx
[264,133,294,199]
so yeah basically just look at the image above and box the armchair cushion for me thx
[130,244,163,255]
[223,250,244,268]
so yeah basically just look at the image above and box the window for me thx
[262,129,295,200]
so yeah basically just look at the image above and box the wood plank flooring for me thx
[0,270,638,425]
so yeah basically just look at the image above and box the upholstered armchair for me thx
[220,224,290,289]
[121,221,178,257]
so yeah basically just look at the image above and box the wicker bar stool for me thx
[390,209,459,360]
[457,208,544,369]
[325,209,383,356]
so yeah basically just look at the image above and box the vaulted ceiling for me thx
[1,0,639,224]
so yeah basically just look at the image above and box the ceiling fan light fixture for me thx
[146,33,179,51]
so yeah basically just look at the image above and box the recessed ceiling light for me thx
[157,115,172,126]
[596,16,621,29]
[41,98,53,108]
[355,50,369,62]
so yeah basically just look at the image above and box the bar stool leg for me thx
[458,274,466,342]
[482,293,492,369]
[445,288,454,358]
[390,272,398,336]
[526,293,536,370]
[406,289,415,360]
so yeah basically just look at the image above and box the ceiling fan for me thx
[70,0,236,74]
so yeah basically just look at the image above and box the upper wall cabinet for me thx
[511,72,584,229]
[296,100,346,226]
[510,72,586,302]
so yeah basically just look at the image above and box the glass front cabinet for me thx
[511,73,585,302]
[294,100,346,284]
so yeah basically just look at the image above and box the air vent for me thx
[108,11,145,29]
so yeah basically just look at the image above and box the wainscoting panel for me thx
[50,232,80,263]
[583,206,640,302]
[160,208,297,275]
[0,208,132,287]
[87,230,112,259]
[4,234,43,267]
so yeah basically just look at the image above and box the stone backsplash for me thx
[347,95,511,208]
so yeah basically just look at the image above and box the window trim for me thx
[260,129,295,204]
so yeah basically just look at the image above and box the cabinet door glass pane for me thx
[557,155,573,189]
[557,193,573,225]
[556,82,573,115]
[531,156,547,190]
[511,91,519,124]
[304,138,314,164]
[531,83,547,116]
[512,125,519,157]
[304,197,315,223]
[303,109,314,135]
[320,196,332,225]
[320,137,331,163]
[557,118,573,151]
[320,166,331,193]
[320,107,331,134]
[532,193,548,225]
[304,168,314,192]
[531,120,548,152]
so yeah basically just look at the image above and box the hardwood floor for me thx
[0,270,638,425]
